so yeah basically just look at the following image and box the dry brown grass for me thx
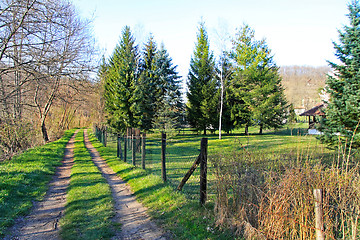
[211,147,360,239]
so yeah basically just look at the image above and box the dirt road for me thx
[5,129,168,240]
[83,129,167,240]
[4,130,78,240]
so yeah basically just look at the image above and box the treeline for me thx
[0,0,97,160]
[101,23,289,136]
[99,27,184,134]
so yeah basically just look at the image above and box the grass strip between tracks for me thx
[60,130,115,240]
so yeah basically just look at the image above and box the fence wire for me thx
[95,128,208,200]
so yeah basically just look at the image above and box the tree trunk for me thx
[41,120,49,143]
[245,124,249,135]
[203,128,207,135]
[259,124,263,135]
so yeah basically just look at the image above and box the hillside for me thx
[280,65,330,110]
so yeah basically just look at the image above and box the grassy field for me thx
[88,129,237,239]
[90,123,335,239]
[0,129,76,237]
[60,130,115,240]
[105,123,333,198]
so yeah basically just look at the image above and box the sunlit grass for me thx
[110,124,332,198]
[0,129,76,237]
[88,129,237,239]
[93,123,334,238]
[60,130,114,240]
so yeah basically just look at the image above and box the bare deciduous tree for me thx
[0,0,97,152]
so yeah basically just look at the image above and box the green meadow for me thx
[91,123,335,239]
[105,123,333,199]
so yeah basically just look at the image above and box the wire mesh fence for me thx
[94,126,207,200]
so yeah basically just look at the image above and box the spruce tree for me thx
[251,45,288,134]
[153,43,184,132]
[187,22,218,135]
[231,24,288,134]
[102,26,140,133]
[320,0,360,147]
[138,35,160,131]
[230,25,260,134]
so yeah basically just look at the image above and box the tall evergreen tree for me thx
[320,0,360,147]
[187,22,218,135]
[250,44,288,134]
[153,43,184,132]
[231,24,288,134]
[230,25,259,134]
[138,35,160,131]
[102,26,140,133]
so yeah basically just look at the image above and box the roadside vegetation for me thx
[211,139,359,239]
[0,129,75,237]
[60,130,115,240]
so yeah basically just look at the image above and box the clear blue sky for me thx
[73,0,348,78]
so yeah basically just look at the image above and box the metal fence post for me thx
[161,132,166,182]
[141,132,146,169]
[132,134,136,166]
[124,134,127,162]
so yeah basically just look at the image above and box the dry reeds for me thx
[211,146,360,239]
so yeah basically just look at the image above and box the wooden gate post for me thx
[314,189,325,240]
[200,138,208,205]
[141,132,146,169]
[161,132,166,182]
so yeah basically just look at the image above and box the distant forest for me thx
[280,65,330,110]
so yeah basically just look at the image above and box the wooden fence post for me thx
[200,138,208,205]
[161,132,166,182]
[124,135,127,162]
[141,132,146,170]
[132,134,136,166]
[314,189,325,240]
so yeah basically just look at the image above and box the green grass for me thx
[106,124,333,198]
[88,129,237,239]
[0,129,76,237]
[97,124,336,238]
[60,130,115,240]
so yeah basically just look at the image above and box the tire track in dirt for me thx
[4,130,78,240]
[83,129,168,240]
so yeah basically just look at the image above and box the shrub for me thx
[0,118,36,161]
